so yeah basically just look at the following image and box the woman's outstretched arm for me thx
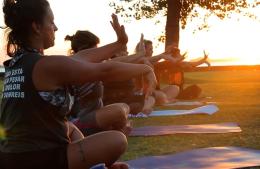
[32,56,157,92]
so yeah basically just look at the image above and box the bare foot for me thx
[142,108,153,115]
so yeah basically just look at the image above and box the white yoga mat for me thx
[163,101,204,106]
[130,122,241,136]
[127,147,260,169]
[129,104,219,118]
[150,104,218,117]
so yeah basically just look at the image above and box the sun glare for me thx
[177,10,260,66]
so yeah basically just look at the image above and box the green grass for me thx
[0,70,260,167]
[124,70,260,162]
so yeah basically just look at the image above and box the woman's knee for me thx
[163,85,180,99]
[107,131,128,153]
[86,130,127,153]
[107,103,130,120]
[96,103,129,129]
[67,131,127,169]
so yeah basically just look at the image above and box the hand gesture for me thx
[203,50,210,66]
[110,14,128,45]
[136,33,146,56]
[160,54,184,64]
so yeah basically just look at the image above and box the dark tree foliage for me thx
[110,0,259,46]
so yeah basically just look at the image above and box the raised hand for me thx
[203,50,210,66]
[110,14,128,45]
[203,50,208,59]
[136,33,146,56]
[181,51,188,59]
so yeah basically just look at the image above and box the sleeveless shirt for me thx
[0,50,70,153]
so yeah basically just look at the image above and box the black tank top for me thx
[0,50,70,153]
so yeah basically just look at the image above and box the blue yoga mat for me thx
[130,122,241,136]
[127,147,260,169]
[129,104,219,118]
[163,101,205,106]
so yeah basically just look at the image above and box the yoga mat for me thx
[130,122,241,136]
[149,104,219,117]
[163,101,204,106]
[127,147,260,169]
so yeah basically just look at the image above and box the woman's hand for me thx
[160,45,185,63]
[110,14,128,46]
[203,50,210,66]
[135,33,146,57]
[160,54,184,64]
[143,67,157,98]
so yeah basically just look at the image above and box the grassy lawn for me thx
[0,70,260,166]
[124,70,260,161]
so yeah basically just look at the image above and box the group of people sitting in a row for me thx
[0,0,209,168]
[64,30,209,137]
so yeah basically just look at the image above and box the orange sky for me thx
[0,0,260,66]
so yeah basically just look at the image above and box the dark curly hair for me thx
[2,0,50,57]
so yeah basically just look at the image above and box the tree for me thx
[110,0,259,47]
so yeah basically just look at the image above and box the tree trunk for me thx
[165,0,181,48]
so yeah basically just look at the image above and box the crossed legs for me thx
[67,131,128,169]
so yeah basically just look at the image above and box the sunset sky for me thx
[0,0,260,66]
